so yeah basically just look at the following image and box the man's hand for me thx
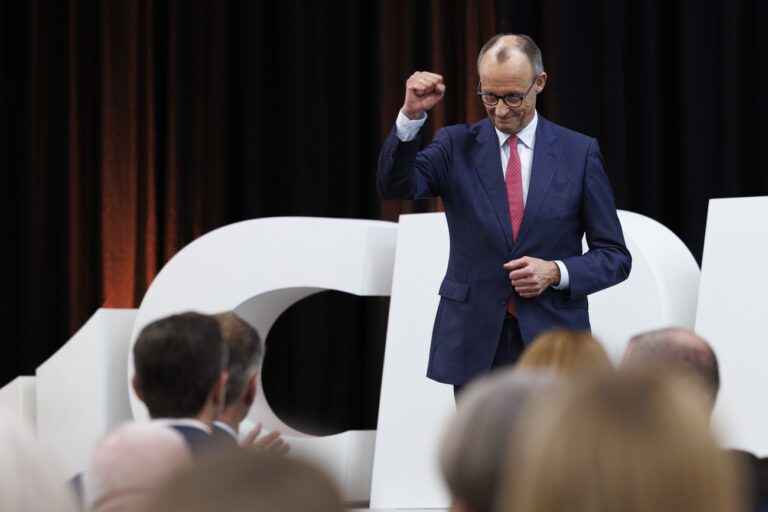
[503,257,561,298]
[401,71,445,120]
[241,422,290,456]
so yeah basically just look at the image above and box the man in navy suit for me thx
[132,312,229,456]
[378,34,631,392]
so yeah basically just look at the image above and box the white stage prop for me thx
[0,376,37,427]
[370,210,700,509]
[126,217,398,502]
[589,210,701,363]
[696,197,768,455]
[36,308,138,478]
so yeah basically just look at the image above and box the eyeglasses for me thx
[477,76,538,108]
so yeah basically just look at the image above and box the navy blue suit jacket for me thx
[377,115,631,385]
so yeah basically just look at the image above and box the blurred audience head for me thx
[501,371,744,512]
[146,451,343,512]
[440,368,561,512]
[132,312,228,424]
[0,407,78,512]
[516,328,613,379]
[622,327,719,412]
[215,312,263,428]
[83,422,192,512]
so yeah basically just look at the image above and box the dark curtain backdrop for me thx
[2,0,767,431]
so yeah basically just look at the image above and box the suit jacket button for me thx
[499,298,507,305]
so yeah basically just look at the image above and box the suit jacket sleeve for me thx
[561,139,631,299]
[377,124,451,200]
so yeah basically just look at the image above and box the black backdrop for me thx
[2,0,767,433]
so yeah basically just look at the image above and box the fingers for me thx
[242,422,263,445]
[503,257,529,270]
[242,427,290,456]
[406,71,444,97]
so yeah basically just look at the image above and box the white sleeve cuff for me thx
[395,110,427,141]
[552,260,570,290]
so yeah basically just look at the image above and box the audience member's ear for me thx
[212,372,229,408]
[244,373,260,406]
[132,375,144,402]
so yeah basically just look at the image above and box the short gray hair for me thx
[477,33,544,78]
[440,369,562,512]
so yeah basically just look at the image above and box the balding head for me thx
[84,422,193,512]
[621,328,720,411]
[477,34,544,78]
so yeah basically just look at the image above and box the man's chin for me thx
[493,119,520,134]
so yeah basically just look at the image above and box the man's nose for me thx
[495,101,510,115]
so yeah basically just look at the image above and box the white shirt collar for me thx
[213,420,238,440]
[151,418,212,434]
[495,110,538,150]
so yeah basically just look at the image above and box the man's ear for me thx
[131,375,144,402]
[212,372,229,407]
[244,373,260,406]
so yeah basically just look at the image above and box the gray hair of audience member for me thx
[501,371,745,512]
[214,312,264,406]
[622,327,720,411]
[83,422,193,512]
[0,407,79,512]
[440,368,562,512]
[83,423,192,512]
[146,451,344,512]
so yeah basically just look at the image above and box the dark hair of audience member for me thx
[516,328,613,379]
[133,312,228,418]
[440,368,561,512]
[499,370,746,512]
[146,451,344,512]
[214,312,263,406]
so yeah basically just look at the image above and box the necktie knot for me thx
[507,136,519,151]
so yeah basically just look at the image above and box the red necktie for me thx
[506,136,524,316]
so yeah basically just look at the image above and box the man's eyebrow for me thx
[484,88,524,97]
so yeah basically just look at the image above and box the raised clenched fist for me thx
[401,71,446,120]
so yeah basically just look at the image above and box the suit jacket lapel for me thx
[515,116,561,245]
[472,119,515,251]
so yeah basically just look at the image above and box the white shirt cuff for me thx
[552,260,570,290]
[395,111,427,141]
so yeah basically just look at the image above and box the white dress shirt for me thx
[394,110,570,289]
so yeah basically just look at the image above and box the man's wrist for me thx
[400,106,424,120]
[549,261,561,286]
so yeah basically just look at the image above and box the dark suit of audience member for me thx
[132,312,229,458]
[622,327,768,511]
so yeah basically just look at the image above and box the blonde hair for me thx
[147,451,343,512]
[499,371,745,512]
[517,329,613,378]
